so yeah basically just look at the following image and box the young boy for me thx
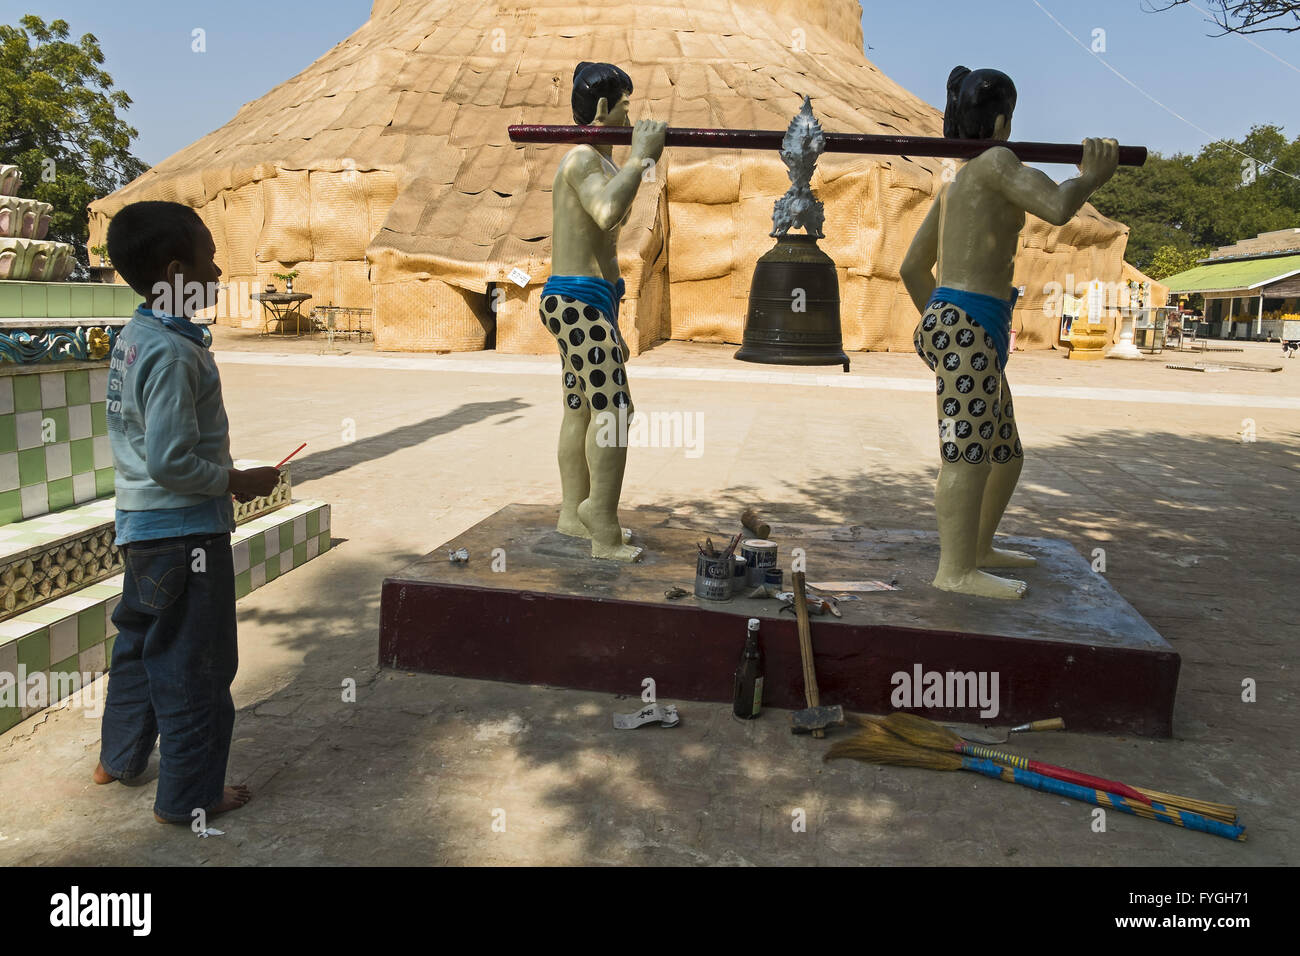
[93,200,280,823]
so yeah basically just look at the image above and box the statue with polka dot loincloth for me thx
[540,62,666,561]
[899,66,1118,599]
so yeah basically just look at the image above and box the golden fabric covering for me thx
[88,0,1133,354]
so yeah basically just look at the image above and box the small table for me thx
[250,292,313,336]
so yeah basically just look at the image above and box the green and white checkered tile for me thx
[233,500,331,599]
[0,497,116,560]
[0,461,293,622]
[0,578,120,727]
[0,366,112,525]
[0,499,331,734]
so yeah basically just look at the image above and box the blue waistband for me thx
[542,275,626,325]
[928,286,1018,369]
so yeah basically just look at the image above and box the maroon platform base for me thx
[379,505,1179,736]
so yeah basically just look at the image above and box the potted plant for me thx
[273,270,300,294]
[90,244,110,266]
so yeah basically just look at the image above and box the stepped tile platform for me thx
[0,499,332,734]
[0,461,293,620]
[379,504,1180,736]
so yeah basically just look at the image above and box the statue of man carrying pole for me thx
[900,66,1119,599]
[540,62,666,562]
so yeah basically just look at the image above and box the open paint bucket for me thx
[741,539,778,586]
[695,552,735,601]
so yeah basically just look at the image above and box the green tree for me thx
[0,14,148,276]
[1147,244,1214,280]
[1091,124,1300,271]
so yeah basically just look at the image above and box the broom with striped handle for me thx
[827,721,1246,842]
[857,712,1238,824]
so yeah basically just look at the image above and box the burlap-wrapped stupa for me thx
[88,0,1132,354]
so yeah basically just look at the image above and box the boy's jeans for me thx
[99,532,237,822]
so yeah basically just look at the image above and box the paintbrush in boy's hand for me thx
[276,442,307,469]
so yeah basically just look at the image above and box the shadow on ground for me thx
[290,399,530,482]
[6,425,1296,865]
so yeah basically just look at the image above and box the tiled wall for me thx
[0,366,112,525]
[0,500,331,733]
[0,280,137,320]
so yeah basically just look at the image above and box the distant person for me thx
[94,201,280,824]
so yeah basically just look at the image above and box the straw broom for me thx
[853,713,1238,824]
[827,720,1246,842]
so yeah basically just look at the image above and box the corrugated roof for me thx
[1162,254,1300,294]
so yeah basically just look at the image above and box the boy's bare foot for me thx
[210,784,252,815]
[92,762,116,785]
[152,785,252,824]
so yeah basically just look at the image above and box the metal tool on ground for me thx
[826,719,1245,842]
[790,571,843,737]
[778,589,842,617]
[944,716,1064,745]
[613,702,680,729]
[741,507,771,540]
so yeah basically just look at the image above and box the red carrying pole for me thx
[507,124,1147,167]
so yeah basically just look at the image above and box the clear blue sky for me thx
[5,0,1297,175]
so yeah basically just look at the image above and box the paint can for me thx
[733,556,748,581]
[695,552,735,601]
[742,539,778,586]
[763,568,783,589]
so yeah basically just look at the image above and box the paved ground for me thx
[1,331,1296,865]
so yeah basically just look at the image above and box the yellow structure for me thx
[88,0,1135,356]
[1060,263,1167,359]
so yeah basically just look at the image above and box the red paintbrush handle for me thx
[507,124,1147,167]
[276,442,307,469]
[958,744,1152,806]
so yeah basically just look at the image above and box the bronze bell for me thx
[735,96,850,372]
[735,234,849,371]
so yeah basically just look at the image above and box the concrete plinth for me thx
[379,504,1180,736]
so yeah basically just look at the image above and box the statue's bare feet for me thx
[978,547,1037,568]
[577,499,643,562]
[92,761,116,785]
[592,540,644,562]
[153,784,251,824]
[557,509,632,543]
[933,569,1027,600]
[556,509,588,538]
